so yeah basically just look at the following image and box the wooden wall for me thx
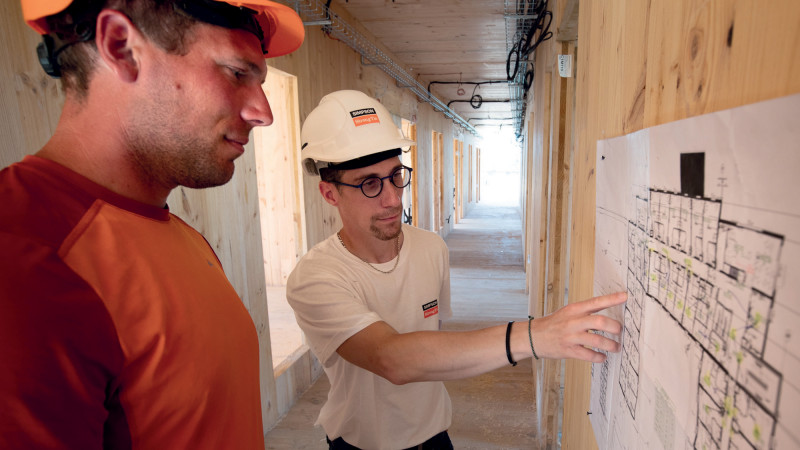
[523,0,800,448]
[0,0,64,168]
[0,0,478,434]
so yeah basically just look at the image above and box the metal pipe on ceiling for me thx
[278,0,479,136]
[427,80,508,95]
[446,99,511,108]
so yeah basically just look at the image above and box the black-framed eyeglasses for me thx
[333,166,413,198]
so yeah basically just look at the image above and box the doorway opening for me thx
[479,127,522,206]
[252,67,308,374]
[401,120,418,227]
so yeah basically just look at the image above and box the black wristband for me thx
[505,321,517,366]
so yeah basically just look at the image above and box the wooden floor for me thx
[265,203,536,449]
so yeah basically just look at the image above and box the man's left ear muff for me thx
[37,35,62,78]
[36,21,95,79]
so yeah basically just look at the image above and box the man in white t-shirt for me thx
[287,90,626,450]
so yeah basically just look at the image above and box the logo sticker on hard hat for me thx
[350,108,380,127]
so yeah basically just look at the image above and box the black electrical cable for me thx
[521,10,552,58]
[523,64,534,92]
[518,1,552,57]
[507,0,552,82]
[521,0,547,51]
[506,41,521,81]
[469,95,483,109]
[446,99,510,107]
[467,81,482,108]
[321,0,334,35]
[426,80,507,94]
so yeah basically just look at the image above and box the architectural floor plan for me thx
[591,94,800,449]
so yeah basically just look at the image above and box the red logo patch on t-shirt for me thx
[422,299,439,318]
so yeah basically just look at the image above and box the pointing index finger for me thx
[581,291,627,314]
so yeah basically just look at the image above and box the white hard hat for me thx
[301,90,415,176]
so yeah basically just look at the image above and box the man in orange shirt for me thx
[0,0,303,448]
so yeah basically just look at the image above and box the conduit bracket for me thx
[303,20,331,26]
[360,55,383,66]
[503,14,539,20]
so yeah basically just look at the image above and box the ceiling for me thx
[284,0,546,136]
[335,0,515,133]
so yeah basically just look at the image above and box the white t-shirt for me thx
[287,224,453,449]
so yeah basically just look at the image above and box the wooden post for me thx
[432,131,441,232]
[529,68,553,447]
[476,148,481,203]
[438,133,445,229]
[409,124,419,227]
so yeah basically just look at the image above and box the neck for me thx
[338,228,403,264]
[37,97,173,207]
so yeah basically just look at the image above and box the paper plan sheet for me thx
[590,93,800,450]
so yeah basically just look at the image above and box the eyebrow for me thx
[233,57,268,83]
[350,163,404,183]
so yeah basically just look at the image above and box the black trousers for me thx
[326,430,454,450]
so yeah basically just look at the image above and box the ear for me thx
[319,181,340,206]
[95,9,143,83]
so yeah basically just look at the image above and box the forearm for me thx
[343,321,532,384]
[337,292,626,385]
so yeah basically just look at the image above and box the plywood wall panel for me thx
[254,68,306,286]
[0,0,63,168]
[563,1,800,449]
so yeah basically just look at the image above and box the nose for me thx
[378,179,403,208]
[242,86,273,127]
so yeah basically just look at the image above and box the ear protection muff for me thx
[37,35,62,77]
[35,12,95,78]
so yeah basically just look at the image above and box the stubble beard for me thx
[125,83,241,191]
[369,207,403,241]
[126,114,236,190]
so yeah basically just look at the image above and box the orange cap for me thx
[22,0,304,58]
[226,0,305,57]
[21,0,72,34]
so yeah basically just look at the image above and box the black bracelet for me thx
[505,321,517,366]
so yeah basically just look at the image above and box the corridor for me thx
[265,203,536,449]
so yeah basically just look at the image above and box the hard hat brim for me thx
[23,0,305,58]
[23,0,72,34]
[303,138,415,176]
[227,0,305,58]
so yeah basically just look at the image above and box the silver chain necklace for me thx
[337,231,401,274]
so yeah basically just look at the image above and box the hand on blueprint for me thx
[532,291,626,363]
